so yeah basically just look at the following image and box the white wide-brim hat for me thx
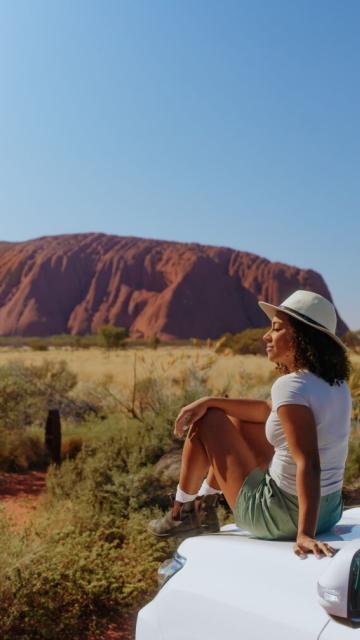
[258,290,346,350]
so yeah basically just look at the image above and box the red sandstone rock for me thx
[0,233,348,338]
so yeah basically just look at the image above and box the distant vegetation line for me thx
[0,325,359,354]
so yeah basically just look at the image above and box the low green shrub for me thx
[45,429,172,518]
[0,360,77,430]
[61,436,83,461]
[0,429,48,471]
[343,331,360,351]
[147,336,160,350]
[29,339,48,351]
[0,505,166,640]
[214,328,267,355]
[97,325,129,349]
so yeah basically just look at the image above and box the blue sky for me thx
[0,0,359,328]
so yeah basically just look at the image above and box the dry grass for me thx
[0,345,357,399]
[0,346,274,396]
[351,353,360,366]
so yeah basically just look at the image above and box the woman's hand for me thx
[293,533,335,558]
[174,397,210,438]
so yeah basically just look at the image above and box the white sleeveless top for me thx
[265,371,352,496]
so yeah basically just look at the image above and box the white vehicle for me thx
[136,507,360,639]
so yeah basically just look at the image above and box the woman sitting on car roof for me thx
[148,290,352,558]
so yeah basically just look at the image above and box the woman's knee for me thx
[202,407,227,425]
[192,408,227,436]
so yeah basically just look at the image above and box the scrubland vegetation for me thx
[0,339,359,639]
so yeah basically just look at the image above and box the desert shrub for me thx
[214,328,267,355]
[97,325,129,349]
[72,334,101,348]
[45,423,172,518]
[28,339,48,351]
[230,366,276,401]
[45,368,208,512]
[45,365,211,515]
[0,360,77,430]
[89,361,211,430]
[343,331,360,351]
[61,436,83,461]
[147,336,160,350]
[59,396,100,422]
[0,504,166,640]
[0,429,48,471]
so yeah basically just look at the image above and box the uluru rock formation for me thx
[0,233,348,338]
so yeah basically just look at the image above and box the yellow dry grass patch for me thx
[0,346,274,396]
[0,346,357,398]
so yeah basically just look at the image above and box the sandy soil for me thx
[0,470,46,526]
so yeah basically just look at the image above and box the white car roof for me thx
[218,506,360,548]
[165,507,360,638]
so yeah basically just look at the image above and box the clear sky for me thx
[0,0,359,328]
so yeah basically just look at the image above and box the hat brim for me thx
[258,301,347,351]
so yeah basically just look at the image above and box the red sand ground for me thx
[0,470,46,526]
[0,471,136,640]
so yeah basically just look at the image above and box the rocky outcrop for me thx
[0,233,348,338]
[152,449,182,487]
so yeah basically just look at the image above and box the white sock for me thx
[197,478,222,497]
[175,485,198,503]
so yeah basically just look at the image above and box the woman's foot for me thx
[195,494,220,533]
[148,497,203,538]
[148,494,220,538]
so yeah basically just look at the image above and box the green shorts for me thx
[233,467,343,541]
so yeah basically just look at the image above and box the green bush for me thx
[342,331,360,351]
[147,336,161,350]
[97,325,129,349]
[214,328,267,355]
[61,436,83,461]
[45,427,172,518]
[0,505,166,639]
[29,339,48,351]
[0,429,48,471]
[0,360,77,430]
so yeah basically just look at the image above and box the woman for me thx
[149,290,352,557]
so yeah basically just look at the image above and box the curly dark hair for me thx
[279,315,351,385]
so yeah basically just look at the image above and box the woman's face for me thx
[263,312,295,369]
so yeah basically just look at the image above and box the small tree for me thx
[98,324,129,349]
[148,336,160,350]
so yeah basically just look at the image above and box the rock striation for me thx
[0,233,348,338]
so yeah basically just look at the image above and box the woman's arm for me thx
[205,397,271,423]
[174,396,271,437]
[277,404,334,557]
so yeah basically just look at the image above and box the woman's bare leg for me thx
[148,409,267,537]
[204,417,274,491]
[229,417,274,469]
[178,408,260,510]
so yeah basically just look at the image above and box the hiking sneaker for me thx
[195,494,220,533]
[148,497,203,539]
